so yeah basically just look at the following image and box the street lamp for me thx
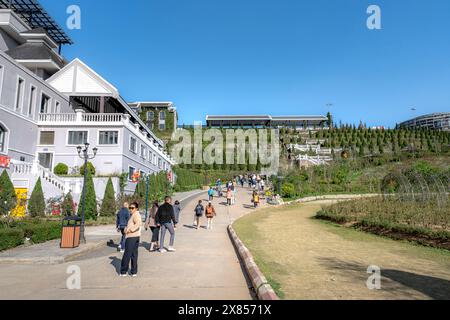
[77,142,98,244]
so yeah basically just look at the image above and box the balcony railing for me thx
[38,113,125,123]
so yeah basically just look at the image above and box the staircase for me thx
[10,160,66,199]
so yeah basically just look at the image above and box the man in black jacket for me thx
[155,196,177,253]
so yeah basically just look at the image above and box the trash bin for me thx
[60,216,82,249]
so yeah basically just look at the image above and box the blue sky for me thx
[41,0,450,128]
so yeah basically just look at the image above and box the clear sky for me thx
[40,0,450,128]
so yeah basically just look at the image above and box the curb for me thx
[227,225,279,301]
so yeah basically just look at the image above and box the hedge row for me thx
[0,220,61,251]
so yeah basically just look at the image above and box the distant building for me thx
[129,102,178,137]
[398,113,450,131]
[206,115,329,129]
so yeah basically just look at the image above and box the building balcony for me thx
[37,110,175,164]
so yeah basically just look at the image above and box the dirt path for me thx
[234,200,450,300]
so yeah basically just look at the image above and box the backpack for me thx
[195,205,203,216]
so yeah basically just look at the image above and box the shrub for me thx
[22,221,61,244]
[281,183,296,198]
[54,163,69,175]
[0,170,17,216]
[28,178,46,217]
[80,162,96,176]
[77,170,98,220]
[100,178,117,216]
[0,229,24,251]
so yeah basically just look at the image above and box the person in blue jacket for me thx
[116,202,130,253]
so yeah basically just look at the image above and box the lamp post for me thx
[77,143,98,244]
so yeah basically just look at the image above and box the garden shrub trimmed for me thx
[0,228,24,251]
[54,163,69,175]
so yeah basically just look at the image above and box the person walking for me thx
[120,202,141,277]
[208,187,214,201]
[252,191,260,209]
[205,201,216,230]
[116,202,130,253]
[226,188,232,206]
[144,201,160,252]
[173,200,182,229]
[155,196,177,253]
[193,200,204,229]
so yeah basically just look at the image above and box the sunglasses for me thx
[129,207,136,210]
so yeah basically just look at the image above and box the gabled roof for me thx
[46,58,119,97]
[46,58,164,147]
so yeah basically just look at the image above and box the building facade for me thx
[398,113,450,131]
[0,2,175,203]
[129,101,178,141]
[206,115,329,129]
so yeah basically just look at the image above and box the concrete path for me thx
[0,189,205,265]
[0,187,264,300]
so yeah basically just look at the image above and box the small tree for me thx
[80,161,96,176]
[62,192,74,216]
[28,178,46,217]
[0,170,17,216]
[100,177,116,216]
[78,170,98,220]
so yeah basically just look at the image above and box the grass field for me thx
[233,201,450,300]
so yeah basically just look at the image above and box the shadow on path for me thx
[318,257,450,300]
[109,256,121,275]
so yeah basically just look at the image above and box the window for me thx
[28,86,36,116]
[149,151,153,163]
[38,153,53,170]
[158,157,162,169]
[129,136,137,153]
[159,111,166,120]
[40,94,50,113]
[147,111,154,121]
[55,101,60,114]
[99,131,118,145]
[159,123,166,130]
[68,131,88,145]
[39,131,55,145]
[0,125,6,153]
[15,78,24,111]
[141,145,147,159]
[128,166,135,180]
[153,153,157,165]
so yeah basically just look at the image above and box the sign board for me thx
[0,156,11,168]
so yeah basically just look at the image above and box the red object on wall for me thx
[0,156,11,168]
[52,204,61,216]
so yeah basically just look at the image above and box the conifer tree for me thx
[28,178,46,217]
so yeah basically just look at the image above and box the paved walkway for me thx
[0,187,265,300]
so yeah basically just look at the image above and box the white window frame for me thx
[37,151,55,171]
[67,130,89,146]
[98,130,119,146]
[140,144,147,159]
[0,122,9,155]
[128,165,136,181]
[147,111,154,121]
[39,92,51,114]
[38,130,56,146]
[129,136,138,154]
[28,85,37,118]
[14,76,25,112]
[0,65,5,101]
[159,111,166,121]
